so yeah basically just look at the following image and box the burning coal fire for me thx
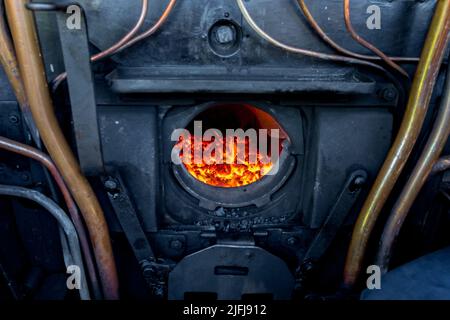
[176,135,275,188]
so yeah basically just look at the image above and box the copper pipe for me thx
[5,0,119,299]
[0,136,102,299]
[53,0,177,91]
[91,0,148,61]
[376,62,450,274]
[115,0,177,53]
[53,0,149,89]
[343,0,450,288]
[236,0,390,73]
[0,1,39,145]
[343,0,410,78]
[297,0,419,63]
[431,155,450,175]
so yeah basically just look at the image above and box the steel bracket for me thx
[53,4,104,175]
[102,172,170,297]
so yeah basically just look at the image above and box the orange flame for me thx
[176,136,274,188]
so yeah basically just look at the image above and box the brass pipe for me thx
[343,0,450,288]
[4,0,119,299]
[376,62,450,274]
[431,155,450,175]
[0,1,39,145]
[343,0,409,78]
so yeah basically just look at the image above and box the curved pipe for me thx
[0,185,90,300]
[236,0,390,72]
[53,0,178,91]
[0,136,102,299]
[236,0,408,107]
[53,0,149,89]
[376,62,450,274]
[115,0,177,53]
[297,0,419,63]
[343,0,409,78]
[0,1,39,145]
[5,0,119,299]
[91,0,148,61]
[343,0,450,288]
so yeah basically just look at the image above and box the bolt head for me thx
[9,115,19,124]
[381,88,397,102]
[170,239,183,250]
[348,175,366,193]
[216,25,235,44]
[303,261,314,272]
[287,237,298,246]
[353,176,366,187]
[104,179,118,191]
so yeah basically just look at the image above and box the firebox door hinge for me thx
[102,172,171,298]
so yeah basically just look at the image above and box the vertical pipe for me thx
[343,0,409,77]
[343,0,450,288]
[0,1,39,145]
[376,62,450,273]
[4,0,119,299]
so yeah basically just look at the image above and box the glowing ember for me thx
[176,136,274,188]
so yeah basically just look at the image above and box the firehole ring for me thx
[171,102,295,210]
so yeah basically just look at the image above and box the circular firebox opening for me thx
[176,103,289,188]
[168,102,299,212]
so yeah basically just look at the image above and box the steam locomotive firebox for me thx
[163,102,305,229]
[2,0,446,303]
[160,102,307,298]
